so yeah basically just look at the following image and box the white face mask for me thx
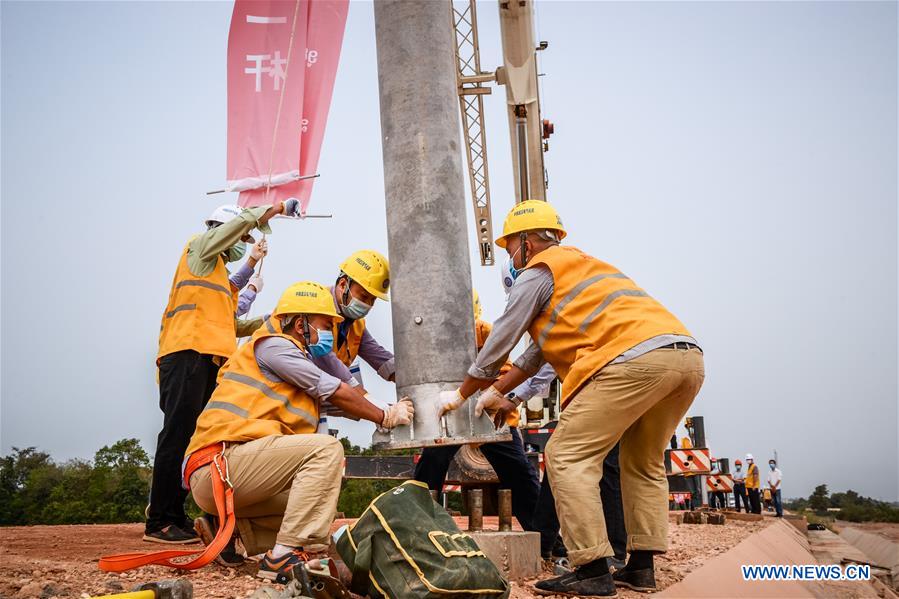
[342,296,372,320]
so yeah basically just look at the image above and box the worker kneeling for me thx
[443,201,705,597]
[183,281,413,582]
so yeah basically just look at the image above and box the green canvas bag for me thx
[335,480,510,599]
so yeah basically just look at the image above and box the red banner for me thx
[226,0,348,210]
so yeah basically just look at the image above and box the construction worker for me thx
[708,458,726,510]
[235,239,267,317]
[146,201,299,544]
[745,453,762,514]
[413,290,541,534]
[311,251,395,403]
[441,200,704,596]
[768,459,783,517]
[186,282,413,581]
[732,459,749,513]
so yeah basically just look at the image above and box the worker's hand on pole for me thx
[282,198,302,218]
[380,397,414,429]
[250,239,268,260]
[473,385,507,418]
[249,274,264,293]
[437,389,465,416]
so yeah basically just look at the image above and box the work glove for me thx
[250,239,268,260]
[282,198,302,218]
[438,389,465,416]
[249,274,264,293]
[473,385,507,417]
[381,397,414,429]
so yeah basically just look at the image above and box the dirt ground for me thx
[0,514,771,599]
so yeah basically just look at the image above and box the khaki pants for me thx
[545,348,704,566]
[190,434,344,556]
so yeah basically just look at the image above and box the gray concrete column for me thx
[372,0,508,448]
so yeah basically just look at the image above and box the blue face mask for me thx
[769,464,776,470]
[508,247,522,281]
[307,329,334,358]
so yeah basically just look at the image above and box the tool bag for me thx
[336,480,510,599]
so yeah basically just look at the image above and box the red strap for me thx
[98,453,236,572]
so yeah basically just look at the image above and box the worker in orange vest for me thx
[441,201,705,596]
[744,453,762,514]
[147,201,297,545]
[186,282,413,581]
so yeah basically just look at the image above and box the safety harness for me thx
[98,443,235,572]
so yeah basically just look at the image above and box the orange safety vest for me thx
[526,245,691,407]
[158,240,239,362]
[745,463,760,489]
[332,318,367,367]
[475,319,519,427]
[185,315,320,456]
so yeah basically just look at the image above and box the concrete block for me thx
[469,530,540,580]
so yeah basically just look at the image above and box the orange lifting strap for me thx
[98,444,235,572]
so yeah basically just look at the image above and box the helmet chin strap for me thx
[519,231,529,269]
[338,275,351,312]
[301,315,312,347]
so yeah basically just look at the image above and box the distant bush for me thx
[785,484,899,523]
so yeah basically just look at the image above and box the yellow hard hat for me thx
[495,200,567,248]
[339,250,390,300]
[473,289,482,320]
[273,281,343,321]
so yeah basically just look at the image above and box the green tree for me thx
[809,484,830,514]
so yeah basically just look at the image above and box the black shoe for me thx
[194,516,245,567]
[612,567,657,592]
[142,524,200,544]
[534,570,616,596]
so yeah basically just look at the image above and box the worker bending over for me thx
[414,290,541,533]
[147,201,298,544]
[441,200,705,596]
[185,282,413,581]
[745,453,762,514]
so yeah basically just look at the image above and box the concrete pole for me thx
[372,0,508,449]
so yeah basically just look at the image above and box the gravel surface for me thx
[0,514,770,598]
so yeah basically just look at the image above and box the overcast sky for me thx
[2,1,896,501]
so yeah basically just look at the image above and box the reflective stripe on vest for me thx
[185,315,320,456]
[158,241,238,361]
[526,245,691,407]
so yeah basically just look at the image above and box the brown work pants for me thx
[190,433,344,556]
[545,347,704,566]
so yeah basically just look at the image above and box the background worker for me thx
[146,201,300,544]
[186,282,413,582]
[732,459,749,512]
[768,459,783,517]
[441,200,705,596]
[234,239,268,317]
[708,458,726,509]
[745,453,762,514]
[414,290,541,534]
[311,251,395,411]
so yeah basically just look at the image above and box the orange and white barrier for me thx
[707,474,734,492]
[668,448,711,474]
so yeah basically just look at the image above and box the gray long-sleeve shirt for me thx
[510,361,557,402]
[469,258,700,381]
[313,328,395,386]
[254,337,341,401]
[229,263,258,317]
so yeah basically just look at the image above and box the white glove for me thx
[249,274,264,293]
[282,198,302,218]
[250,239,268,260]
[474,385,507,417]
[381,398,414,429]
[438,389,465,416]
